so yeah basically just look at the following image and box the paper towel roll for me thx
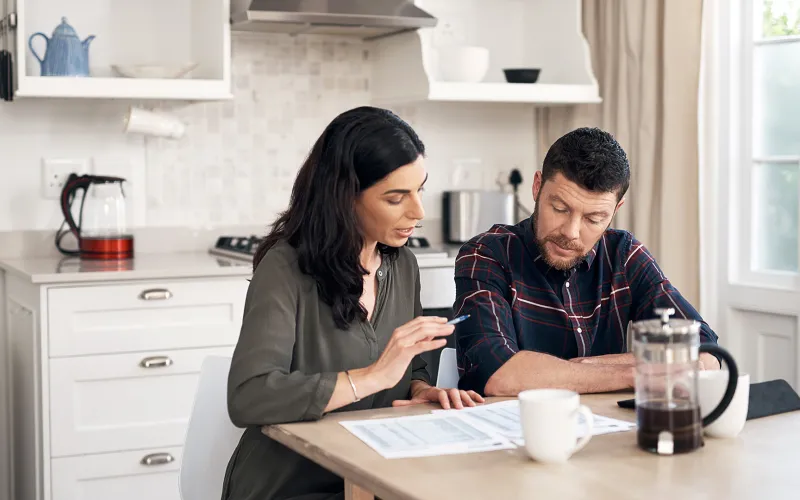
[124,106,186,139]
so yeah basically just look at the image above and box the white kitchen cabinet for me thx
[1,0,231,100]
[370,0,601,105]
[3,269,249,500]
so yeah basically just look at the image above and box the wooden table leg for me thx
[344,478,375,500]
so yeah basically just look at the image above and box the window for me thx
[732,0,800,287]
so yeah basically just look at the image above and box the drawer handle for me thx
[139,356,173,369]
[140,452,175,466]
[138,288,173,301]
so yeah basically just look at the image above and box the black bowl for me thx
[503,68,541,84]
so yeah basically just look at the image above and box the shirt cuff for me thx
[302,371,338,421]
[460,346,517,396]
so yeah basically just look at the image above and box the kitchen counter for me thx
[0,252,253,284]
[0,247,459,285]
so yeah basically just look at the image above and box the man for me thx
[453,127,720,397]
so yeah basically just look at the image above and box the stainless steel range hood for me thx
[230,0,438,40]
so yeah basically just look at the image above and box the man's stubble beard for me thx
[532,198,590,271]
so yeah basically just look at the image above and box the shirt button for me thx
[565,282,570,288]
[577,327,583,334]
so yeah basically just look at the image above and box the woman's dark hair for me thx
[253,106,425,329]
[542,127,630,201]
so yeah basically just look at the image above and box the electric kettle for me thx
[56,173,134,260]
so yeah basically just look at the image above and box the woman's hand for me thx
[366,316,455,391]
[393,381,485,409]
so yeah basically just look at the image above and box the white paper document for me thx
[340,412,516,459]
[433,400,636,446]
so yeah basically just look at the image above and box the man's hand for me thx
[571,352,721,370]
[699,353,721,370]
[570,353,635,365]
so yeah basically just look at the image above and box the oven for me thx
[210,235,457,384]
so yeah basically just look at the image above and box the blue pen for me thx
[447,314,471,325]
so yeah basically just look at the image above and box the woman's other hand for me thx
[393,382,485,409]
[367,316,454,391]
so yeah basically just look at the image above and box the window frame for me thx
[727,0,800,290]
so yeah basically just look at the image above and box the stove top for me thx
[209,235,448,262]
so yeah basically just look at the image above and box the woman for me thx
[223,106,483,500]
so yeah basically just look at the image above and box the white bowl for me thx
[436,46,490,83]
[112,63,199,79]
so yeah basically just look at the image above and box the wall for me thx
[0,33,538,246]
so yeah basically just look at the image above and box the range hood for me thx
[230,0,438,40]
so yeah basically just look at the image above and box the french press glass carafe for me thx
[631,308,739,455]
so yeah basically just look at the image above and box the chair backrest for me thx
[179,355,244,500]
[436,347,459,389]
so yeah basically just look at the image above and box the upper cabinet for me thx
[369,0,601,106]
[1,0,231,101]
[0,0,598,105]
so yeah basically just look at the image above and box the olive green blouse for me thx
[222,240,431,500]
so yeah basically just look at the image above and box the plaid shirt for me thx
[453,217,718,394]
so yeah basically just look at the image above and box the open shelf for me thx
[382,82,601,105]
[15,76,232,100]
[6,0,231,101]
[370,0,601,106]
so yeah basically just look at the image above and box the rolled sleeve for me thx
[453,239,519,395]
[227,249,337,427]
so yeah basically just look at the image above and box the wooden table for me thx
[264,393,800,500]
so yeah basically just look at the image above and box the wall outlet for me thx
[41,158,92,199]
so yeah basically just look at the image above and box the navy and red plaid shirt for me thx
[453,217,718,394]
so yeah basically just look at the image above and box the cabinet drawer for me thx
[47,278,248,357]
[49,347,233,457]
[51,447,182,500]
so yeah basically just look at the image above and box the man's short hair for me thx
[541,127,630,201]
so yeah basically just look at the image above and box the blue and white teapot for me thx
[29,17,95,77]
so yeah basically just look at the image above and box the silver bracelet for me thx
[345,370,361,402]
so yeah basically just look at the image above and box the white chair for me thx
[179,355,244,500]
[436,347,459,389]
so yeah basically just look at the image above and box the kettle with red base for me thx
[56,173,134,260]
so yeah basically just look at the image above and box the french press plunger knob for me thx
[654,307,676,325]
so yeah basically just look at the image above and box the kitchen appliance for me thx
[442,190,515,244]
[230,0,437,39]
[630,308,739,455]
[209,235,449,261]
[56,173,134,260]
[29,17,95,77]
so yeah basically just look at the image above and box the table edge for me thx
[264,425,415,500]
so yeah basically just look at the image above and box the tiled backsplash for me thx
[0,33,537,238]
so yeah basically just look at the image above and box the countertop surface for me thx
[0,252,254,284]
[0,247,458,285]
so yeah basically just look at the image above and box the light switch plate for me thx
[41,158,92,199]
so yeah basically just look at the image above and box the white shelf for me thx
[370,0,602,106]
[7,0,231,101]
[378,82,601,105]
[15,76,233,100]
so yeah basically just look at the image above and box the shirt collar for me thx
[523,216,600,273]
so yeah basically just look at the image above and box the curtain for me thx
[535,0,705,306]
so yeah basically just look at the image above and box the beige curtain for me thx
[535,0,704,306]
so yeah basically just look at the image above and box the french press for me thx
[630,308,738,455]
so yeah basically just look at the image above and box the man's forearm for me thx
[484,351,634,396]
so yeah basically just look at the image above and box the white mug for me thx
[698,371,750,438]
[518,389,594,463]
[123,106,186,139]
